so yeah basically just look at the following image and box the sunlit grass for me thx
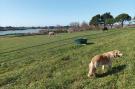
[0,28,135,89]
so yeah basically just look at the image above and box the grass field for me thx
[0,28,135,89]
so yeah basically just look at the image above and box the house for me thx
[128,20,135,28]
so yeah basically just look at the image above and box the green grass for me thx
[0,28,135,89]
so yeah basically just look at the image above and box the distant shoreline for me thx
[0,29,44,36]
[0,28,40,31]
[0,27,41,31]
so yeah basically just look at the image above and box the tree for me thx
[56,25,62,30]
[90,13,114,29]
[81,21,89,30]
[115,13,131,27]
[89,14,101,27]
[0,26,4,31]
[105,18,115,28]
[101,12,114,28]
[69,22,80,31]
[70,22,80,28]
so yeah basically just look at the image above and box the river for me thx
[0,29,42,35]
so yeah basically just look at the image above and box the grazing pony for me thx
[48,32,55,36]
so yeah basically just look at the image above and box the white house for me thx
[129,20,135,25]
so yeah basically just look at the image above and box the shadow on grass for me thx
[86,42,94,45]
[96,64,126,78]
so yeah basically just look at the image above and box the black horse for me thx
[102,27,108,31]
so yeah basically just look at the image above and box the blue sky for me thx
[0,0,135,26]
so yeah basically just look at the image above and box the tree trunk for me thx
[104,22,106,28]
[121,20,124,28]
[110,24,113,29]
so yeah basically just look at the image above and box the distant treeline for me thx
[1,12,135,31]
[0,26,70,31]
[0,26,26,31]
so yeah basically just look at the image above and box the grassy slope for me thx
[0,28,135,89]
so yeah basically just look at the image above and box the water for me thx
[0,29,42,36]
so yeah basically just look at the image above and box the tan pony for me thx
[48,32,55,36]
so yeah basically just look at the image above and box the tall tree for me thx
[89,14,101,27]
[69,22,80,31]
[101,12,114,28]
[105,18,115,28]
[115,13,131,27]
[81,21,89,30]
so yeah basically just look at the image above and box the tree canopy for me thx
[90,12,114,28]
[90,13,132,28]
[89,14,101,26]
[115,13,131,27]
[101,12,114,27]
[105,18,115,28]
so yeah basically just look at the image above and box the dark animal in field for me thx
[102,27,108,31]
